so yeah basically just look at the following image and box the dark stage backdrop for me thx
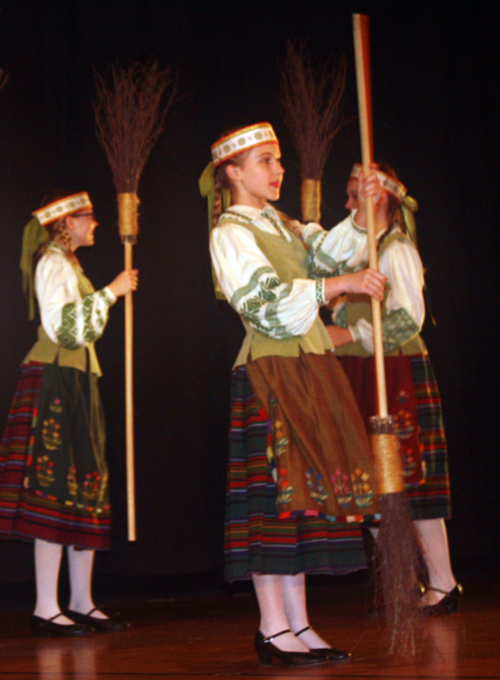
[0,0,498,584]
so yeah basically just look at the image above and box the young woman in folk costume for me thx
[0,192,138,636]
[327,163,460,615]
[202,123,387,666]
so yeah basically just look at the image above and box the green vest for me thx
[23,266,102,376]
[220,217,332,367]
[334,231,427,358]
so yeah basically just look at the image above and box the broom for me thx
[353,14,422,656]
[94,61,176,541]
[280,40,347,223]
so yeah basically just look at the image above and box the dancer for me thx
[0,192,138,636]
[202,123,386,666]
[327,164,460,614]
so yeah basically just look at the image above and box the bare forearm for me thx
[327,325,353,348]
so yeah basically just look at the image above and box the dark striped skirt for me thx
[338,354,451,520]
[0,361,111,549]
[224,366,367,581]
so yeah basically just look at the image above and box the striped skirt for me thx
[0,361,111,550]
[224,366,367,581]
[338,354,451,520]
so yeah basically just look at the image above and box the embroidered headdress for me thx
[200,124,279,298]
[21,192,93,320]
[350,163,407,203]
[32,192,93,226]
[349,163,418,243]
[210,123,278,167]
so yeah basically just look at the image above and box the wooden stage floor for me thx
[0,568,499,679]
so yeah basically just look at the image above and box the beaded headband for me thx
[350,163,407,203]
[211,123,278,167]
[32,192,93,226]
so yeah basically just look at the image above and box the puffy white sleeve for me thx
[210,224,325,339]
[303,213,370,277]
[349,239,425,353]
[35,250,116,349]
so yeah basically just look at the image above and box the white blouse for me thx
[210,205,328,339]
[327,220,425,353]
[35,244,116,350]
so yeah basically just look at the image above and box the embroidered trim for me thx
[261,209,289,241]
[230,266,293,339]
[335,304,348,329]
[57,303,80,349]
[315,278,325,306]
[100,288,115,307]
[382,308,419,352]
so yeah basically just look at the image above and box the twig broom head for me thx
[94,60,176,242]
[279,40,347,222]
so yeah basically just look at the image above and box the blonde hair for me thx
[39,215,80,266]
[212,148,251,228]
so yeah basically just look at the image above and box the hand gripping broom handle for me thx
[353,14,388,418]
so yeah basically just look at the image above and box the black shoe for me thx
[66,608,130,632]
[254,630,329,666]
[421,584,463,615]
[294,626,351,662]
[31,613,93,637]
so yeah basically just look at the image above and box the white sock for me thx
[67,546,107,619]
[33,539,73,624]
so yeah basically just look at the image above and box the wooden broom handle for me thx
[353,13,388,417]
[124,242,136,541]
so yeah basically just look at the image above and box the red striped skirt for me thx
[338,354,451,520]
[224,365,369,581]
[0,362,111,549]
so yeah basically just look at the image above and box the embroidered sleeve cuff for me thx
[100,287,117,306]
[315,278,326,306]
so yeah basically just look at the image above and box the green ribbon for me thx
[20,217,49,320]
[199,161,231,299]
[402,194,418,246]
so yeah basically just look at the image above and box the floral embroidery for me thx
[305,467,328,505]
[36,455,55,487]
[331,468,354,508]
[273,418,288,458]
[49,398,63,414]
[67,465,78,497]
[393,392,414,440]
[272,407,294,504]
[42,417,61,450]
[351,468,375,508]
[277,467,294,504]
[82,472,102,503]
[392,393,419,478]
[401,444,417,478]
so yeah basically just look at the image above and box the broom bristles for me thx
[375,492,423,657]
[279,40,347,180]
[94,60,176,194]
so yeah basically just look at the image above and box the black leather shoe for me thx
[295,626,351,662]
[31,613,93,637]
[66,608,130,632]
[254,630,328,666]
[421,584,463,615]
